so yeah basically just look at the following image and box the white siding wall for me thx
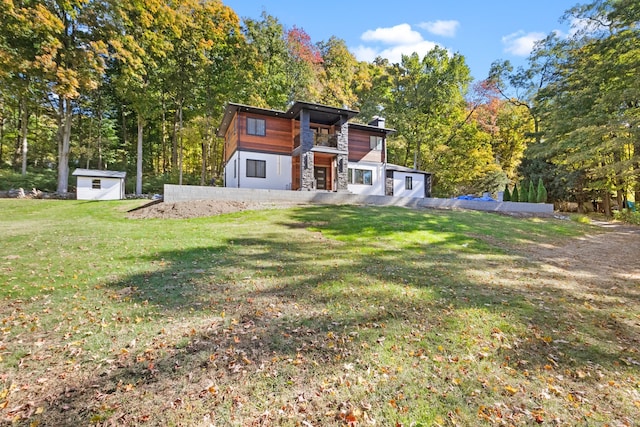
[225,151,292,190]
[76,177,124,200]
[347,162,385,196]
[393,172,425,198]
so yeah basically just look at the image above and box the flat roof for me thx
[349,122,396,135]
[386,164,432,175]
[72,169,126,179]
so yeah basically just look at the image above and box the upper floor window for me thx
[247,117,266,136]
[246,159,266,178]
[370,135,383,151]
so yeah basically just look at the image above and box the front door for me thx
[314,167,327,190]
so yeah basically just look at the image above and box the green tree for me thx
[537,178,548,203]
[519,180,528,202]
[503,184,511,201]
[511,183,519,203]
[528,0,639,213]
[382,48,497,196]
[242,12,290,109]
[317,37,358,108]
[528,179,537,203]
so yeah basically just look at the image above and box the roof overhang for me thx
[216,103,287,137]
[72,168,126,179]
[285,101,359,125]
[348,122,396,135]
[386,164,432,175]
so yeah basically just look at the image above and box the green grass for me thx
[1,200,638,426]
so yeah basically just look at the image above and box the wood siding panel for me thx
[348,129,384,162]
[238,112,293,155]
[224,114,239,162]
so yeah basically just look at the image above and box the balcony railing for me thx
[294,133,340,149]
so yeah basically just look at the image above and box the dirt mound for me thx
[127,200,300,219]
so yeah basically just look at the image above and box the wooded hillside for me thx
[0,0,637,207]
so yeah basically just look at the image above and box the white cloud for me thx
[361,23,423,45]
[501,31,546,56]
[355,24,444,64]
[418,20,460,37]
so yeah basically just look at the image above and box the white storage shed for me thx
[73,169,127,200]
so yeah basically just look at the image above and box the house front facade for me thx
[217,101,432,197]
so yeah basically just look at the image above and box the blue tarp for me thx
[456,195,497,202]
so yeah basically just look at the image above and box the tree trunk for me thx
[161,93,168,173]
[0,104,4,163]
[56,98,72,194]
[20,97,29,176]
[136,113,143,195]
[178,104,183,185]
[171,107,179,170]
[97,109,103,170]
[200,114,211,185]
[602,191,612,217]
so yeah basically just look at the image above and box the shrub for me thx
[528,180,537,203]
[511,184,519,203]
[519,180,528,202]
[503,184,511,202]
[613,208,640,225]
[536,178,548,203]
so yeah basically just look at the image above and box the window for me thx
[370,135,383,151]
[405,176,413,190]
[92,179,101,189]
[348,168,372,185]
[246,117,266,136]
[246,159,266,178]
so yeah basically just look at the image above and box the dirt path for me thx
[522,221,640,288]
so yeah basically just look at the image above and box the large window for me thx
[369,135,383,151]
[348,168,372,185]
[246,159,266,178]
[246,117,266,136]
[405,176,413,190]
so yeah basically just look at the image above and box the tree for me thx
[536,178,548,203]
[503,184,511,201]
[285,26,322,104]
[241,12,290,109]
[51,1,111,193]
[522,0,639,213]
[511,183,519,203]
[519,179,529,202]
[317,37,358,108]
[0,0,62,175]
[528,180,537,203]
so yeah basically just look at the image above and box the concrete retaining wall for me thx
[164,184,554,214]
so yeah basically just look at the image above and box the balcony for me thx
[294,133,340,149]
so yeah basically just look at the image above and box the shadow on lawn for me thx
[37,206,639,425]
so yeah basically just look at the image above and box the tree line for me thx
[0,0,637,209]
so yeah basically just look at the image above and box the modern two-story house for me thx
[217,101,432,198]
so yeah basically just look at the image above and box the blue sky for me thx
[222,0,583,81]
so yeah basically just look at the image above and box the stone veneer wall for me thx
[299,110,315,190]
[336,117,349,191]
